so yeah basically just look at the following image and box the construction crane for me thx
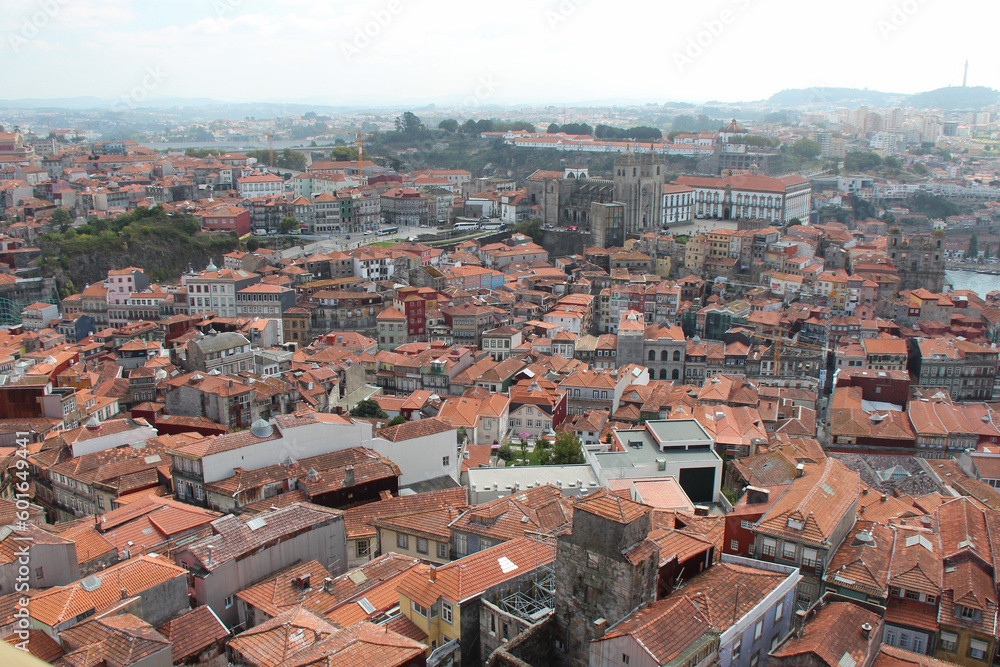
[355,129,374,186]
[748,331,829,377]
[266,132,274,170]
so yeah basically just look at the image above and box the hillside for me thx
[904,86,999,110]
[767,87,903,108]
[36,207,239,293]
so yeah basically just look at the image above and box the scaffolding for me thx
[496,528,559,623]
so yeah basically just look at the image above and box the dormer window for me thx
[787,518,804,530]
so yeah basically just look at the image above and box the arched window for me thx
[659,369,668,380]
[672,368,680,380]
[661,350,669,361]
[648,350,656,361]
[673,350,681,361]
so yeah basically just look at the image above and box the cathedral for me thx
[887,227,946,292]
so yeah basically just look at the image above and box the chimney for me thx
[593,618,607,640]
[323,577,334,593]
[344,466,355,487]
[795,462,805,477]
[746,486,770,504]
[860,623,872,640]
[120,587,128,600]
[794,609,807,638]
[429,568,437,583]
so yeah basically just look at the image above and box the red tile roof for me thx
[771,601,881,666]
[157,605,230,662]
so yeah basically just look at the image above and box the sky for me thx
[3,0,998,107]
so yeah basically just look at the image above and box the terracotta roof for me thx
[450,484,572,542]
[183,503,343,572]
[572,488,650,525]
[771,601,881,666]
[157,605,230,663]
[396,536,555,606]
[29,555,187,628]
[58,613,171,666]
[281,621,426,667]
[4,629,63,662]
[755,458,860,547]
[824,521,893,597]
[342,487,467,540]
[600,595,713,663]
[229,608,338,667]
[873,645,960,667]
[376,416,454,442]
[676,560,790,632]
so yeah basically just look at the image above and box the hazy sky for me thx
[3,0,997,107]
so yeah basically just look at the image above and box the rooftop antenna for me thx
[963,60,969,87]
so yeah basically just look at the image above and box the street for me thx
[277,223,446,259]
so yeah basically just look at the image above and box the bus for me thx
[378,226,399,236]
[481,221,504,231]
[455,221,479,232]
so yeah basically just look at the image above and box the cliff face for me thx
[37,207,239,291]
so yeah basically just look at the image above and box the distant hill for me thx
[904,86,999,110]
[767,87,903,108]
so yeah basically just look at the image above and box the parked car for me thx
[567,225,579,231]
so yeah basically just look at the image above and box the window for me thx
[622,654,630,665]
[438,542,448,559]
[775,599,784,622]
[397,533,409,549]
[762,538,776,557]
[969,639,988,660]
[741,520,754,530]
[34,567,43,580]
[456,534,468,555]
[442,456,450,467]
[889,586,901,598]
[802,548,819,569]
[412,600,428,617]
[417,538,428,554]
[754,618,763,640]
[905,590,921,601]
[730,539,739,551]
[732,637,742,660]
[750,650,760,667]
[939,633,957,652]
[782,542,796,560]
[356,540,371,558]
[959,605,979,621]
[490,613,497,635]
[224,595,234,609]
[442,601,453,624]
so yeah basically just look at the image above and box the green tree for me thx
[49,208,72,232]
[456,426,468,444]
[982,242,992,260]
[512,218,543,244]
[546,123,561,133]
[329,146,359,161]
[279,216,299,234]
[386,415,406,427]
[791,139,821,159]
[438,119,459,133]
[535,436,553,465]
[395,111,425,136]
[967,233,979,260]
[497,443,514,463]
[519,437,529,464]
[349,399,388,419]
[552,431,584,464]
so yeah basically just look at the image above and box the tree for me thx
[967,233,979,260]
[983,242,992,260]
[395,111,425,136]
[329,146,359,161]
[349,399,387,419]
[546,123,561,133]
[438,119,459,133]
[512,218,543,244]
[552,431,584,464]
[456,426,468,444]
[791,139,821,159]
[279,216,299,234]
[497,443,514,463]
[386,415,406,427]
[535,436,553,465]
[50,208,72,232]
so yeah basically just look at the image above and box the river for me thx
[946,269,1000,298]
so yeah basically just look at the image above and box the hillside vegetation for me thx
[37,206,238,294]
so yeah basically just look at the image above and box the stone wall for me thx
[486,615,558,667]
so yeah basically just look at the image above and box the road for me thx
[278,223,446,259]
